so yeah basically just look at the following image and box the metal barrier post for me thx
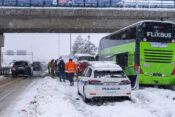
[2,0,4,6]
[43,0,45,7]
[83,0,85,7]
[57,0,59,7]
[97,0,99,7]
[30,0,32,7]
[110,0,112,7]
[16,0,18,7]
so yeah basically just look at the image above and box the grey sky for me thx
[2,33,108,63]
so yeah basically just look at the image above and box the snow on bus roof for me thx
[103,20,175,39]
[89,61,122,71]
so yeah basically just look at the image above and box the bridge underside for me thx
[0,8,175,33]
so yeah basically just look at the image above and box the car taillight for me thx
[121,80,131,83]
[126,93,131,95]
[120,80,131,85]
[25,66,30,68]
[172,69,175,75]
[88,80,102,85]
[89,93,96,95]
[13,65,16,68]
[140,69,143,74]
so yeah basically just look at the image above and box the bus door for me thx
[115,52,136,87]
[115,52,128,70]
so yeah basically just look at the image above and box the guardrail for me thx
[0,67,10,76]
[0,0,175,8]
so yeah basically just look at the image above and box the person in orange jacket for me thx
[65,58,77,86]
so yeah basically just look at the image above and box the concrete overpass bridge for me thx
[1,7,175,67]
[1,8,175,33]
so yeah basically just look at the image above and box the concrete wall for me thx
[0,8,175,33]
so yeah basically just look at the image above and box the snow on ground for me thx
[0,75,4,79]
[8,77,175,117]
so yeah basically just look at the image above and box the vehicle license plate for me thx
[105,82,117,86]
[18,67,24,70]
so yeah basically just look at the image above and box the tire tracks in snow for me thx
[56,81,94,117]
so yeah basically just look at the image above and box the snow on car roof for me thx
[74,54,94,57]
[89,61,122,71]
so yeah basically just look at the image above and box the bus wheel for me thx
[170,85,175,91]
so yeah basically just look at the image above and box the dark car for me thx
[11,61,33,77]
[32,61,42,71]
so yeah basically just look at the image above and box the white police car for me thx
[77,62,131,102]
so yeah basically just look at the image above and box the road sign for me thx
[17,50,27,55]
[6,50,15,55]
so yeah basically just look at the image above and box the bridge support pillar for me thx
[0,33,4,68]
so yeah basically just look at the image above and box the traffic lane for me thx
[0,77,41,117]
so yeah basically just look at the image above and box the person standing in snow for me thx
[65,59,77,86]
[58,58,65,82]
[54,59,59,77]
[50,59,55,77]
[48,61,51,74]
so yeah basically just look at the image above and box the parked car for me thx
[32,61,42,71]
[73,54,95,76]
[11,61,33,77]
[77,61,131,102]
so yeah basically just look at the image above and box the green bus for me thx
[98,20,175,89]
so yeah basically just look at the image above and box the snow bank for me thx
[9,77,175,117]
[10,77,81,117]
[0,75,4,79]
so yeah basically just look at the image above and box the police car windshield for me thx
[79,57,95,61]
[94,70,126,78]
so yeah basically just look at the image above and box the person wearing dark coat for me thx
[58,59,65,82]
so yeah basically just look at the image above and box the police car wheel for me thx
[83,88,90,103]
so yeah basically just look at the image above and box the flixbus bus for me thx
[98,20,175,89]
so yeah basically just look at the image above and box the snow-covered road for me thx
[6,77,175,117]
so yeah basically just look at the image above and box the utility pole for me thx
[70,33,72,55]
[58,33,60,58]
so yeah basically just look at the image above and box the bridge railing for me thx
[0,67,10,76]
[0,0,175,8]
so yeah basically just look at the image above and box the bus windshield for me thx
[142,22,175,43]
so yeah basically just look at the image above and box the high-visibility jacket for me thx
[65,61,77,73]
[51,61,55,68]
